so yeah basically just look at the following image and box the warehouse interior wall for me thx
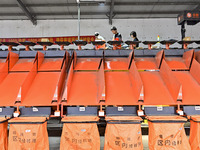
[0,18,199,48]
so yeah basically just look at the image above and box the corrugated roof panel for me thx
[0,0,198,20]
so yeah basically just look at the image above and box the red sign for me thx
[193,13,199,18]
[0,35,95,43]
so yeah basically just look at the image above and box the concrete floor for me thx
[49,136,149,150]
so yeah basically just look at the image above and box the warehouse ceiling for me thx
[0,0,199,25]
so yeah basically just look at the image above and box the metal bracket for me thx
[144,106,177,116]
[66,106,98,116]
[20,107,51,117]
[106,106,137,116]
[183,106,200,116]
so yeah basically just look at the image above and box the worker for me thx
[111,26,122,49]
[94,32,106,49]
[130,31,139,48]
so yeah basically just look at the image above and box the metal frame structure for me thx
[0,0,199,23]
[16,0,37,25]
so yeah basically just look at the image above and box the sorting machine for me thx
[0,41,200,149]
[1,40,200,51]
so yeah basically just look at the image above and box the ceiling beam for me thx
[114,2,200,6]
[16,0,37,25]
[109,0,115,25]
[0,15,179,20]
[193,3,200,10]
[0,16,178,21]
[0,11,183,16]
[1,2,200,7]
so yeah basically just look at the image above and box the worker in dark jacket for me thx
[111,26,122,41]
[111,26,122,49]
[130,31,139,48]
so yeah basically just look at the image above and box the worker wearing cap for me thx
[95,32,106,50]
[111,26,122,49]
[130,31,139,49]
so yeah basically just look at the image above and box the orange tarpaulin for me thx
[104,116,143,150]
[189,116,200,150]
[60,116,100,150]
[8,117,49,150]
[147,116,190,150]
[0,118,8,150]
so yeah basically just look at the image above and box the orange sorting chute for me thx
[164,50,194,70]
[189,116,200,150]
[0,118,8,150]
[195,51,200,63]
[147,116,190,150]
[8,117,49,150]
[135,50,163,70]
[60,116,100,150]
[104,116,143,150]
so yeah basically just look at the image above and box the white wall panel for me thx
[0,18,199,49]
